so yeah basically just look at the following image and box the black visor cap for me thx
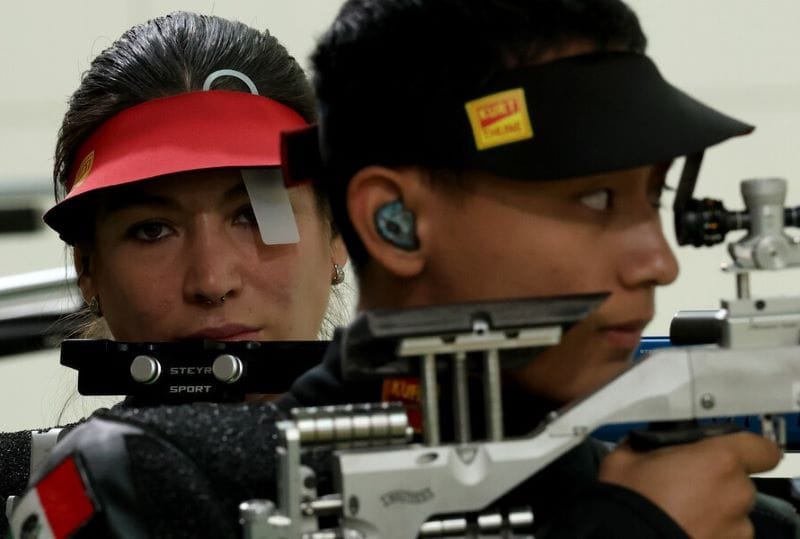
[462,52,753,181]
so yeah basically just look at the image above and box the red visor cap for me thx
[44,90,308,240]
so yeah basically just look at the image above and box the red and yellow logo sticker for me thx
[382,377,423,433]
[71,150,95,192]
[465,88,533,150]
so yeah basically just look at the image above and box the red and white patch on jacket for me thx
[10,455,95,538]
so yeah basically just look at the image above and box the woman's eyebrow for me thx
[222,181,249,203]
[101,191,180,217]
[100,180,248,218]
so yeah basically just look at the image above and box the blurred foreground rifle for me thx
[0,267,82,356]
[244,177,800,538]
[0,182,72,355]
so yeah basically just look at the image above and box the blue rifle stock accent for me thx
[592,337,800,447]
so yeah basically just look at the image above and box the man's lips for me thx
[184,324,262,341]
[599,321,647,349]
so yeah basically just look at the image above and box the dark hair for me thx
[312,0,647,269]
[54,11,318,222]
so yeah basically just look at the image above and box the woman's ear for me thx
[346,166,427,278]
[73,246,97,303]
[330,234,348,270]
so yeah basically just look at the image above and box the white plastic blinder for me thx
[241,168,300,245]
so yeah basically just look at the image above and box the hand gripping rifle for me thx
[243,177,800,539]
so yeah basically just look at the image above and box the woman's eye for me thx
[234,205,257,225]
[579,189,611,211]
[128,222,173,241]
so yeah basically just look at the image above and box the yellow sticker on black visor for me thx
[465,88,533,150]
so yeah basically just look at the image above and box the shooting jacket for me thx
[1,430,35,538]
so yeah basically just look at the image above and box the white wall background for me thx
[0,0,798,431]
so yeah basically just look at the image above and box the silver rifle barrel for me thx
[0,266,80,321]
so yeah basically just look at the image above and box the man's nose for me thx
[617,217,679,289]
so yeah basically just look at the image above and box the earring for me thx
[374,200,419,251]
[332,263,345,285]
[88,296,103,317]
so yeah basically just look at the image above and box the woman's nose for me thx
[182,224,243,306]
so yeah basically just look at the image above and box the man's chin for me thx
[551,358,633,404]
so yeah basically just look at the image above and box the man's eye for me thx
[129,222,173,241]
[648,191,663,209]
[580,189,611,211]
[649,183,674,209]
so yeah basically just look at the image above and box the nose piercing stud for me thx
[202,294,227,306]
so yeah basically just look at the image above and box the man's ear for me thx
[347,166,427,278]
[73,246,97,304]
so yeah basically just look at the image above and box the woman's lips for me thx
[185,325,262,341]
